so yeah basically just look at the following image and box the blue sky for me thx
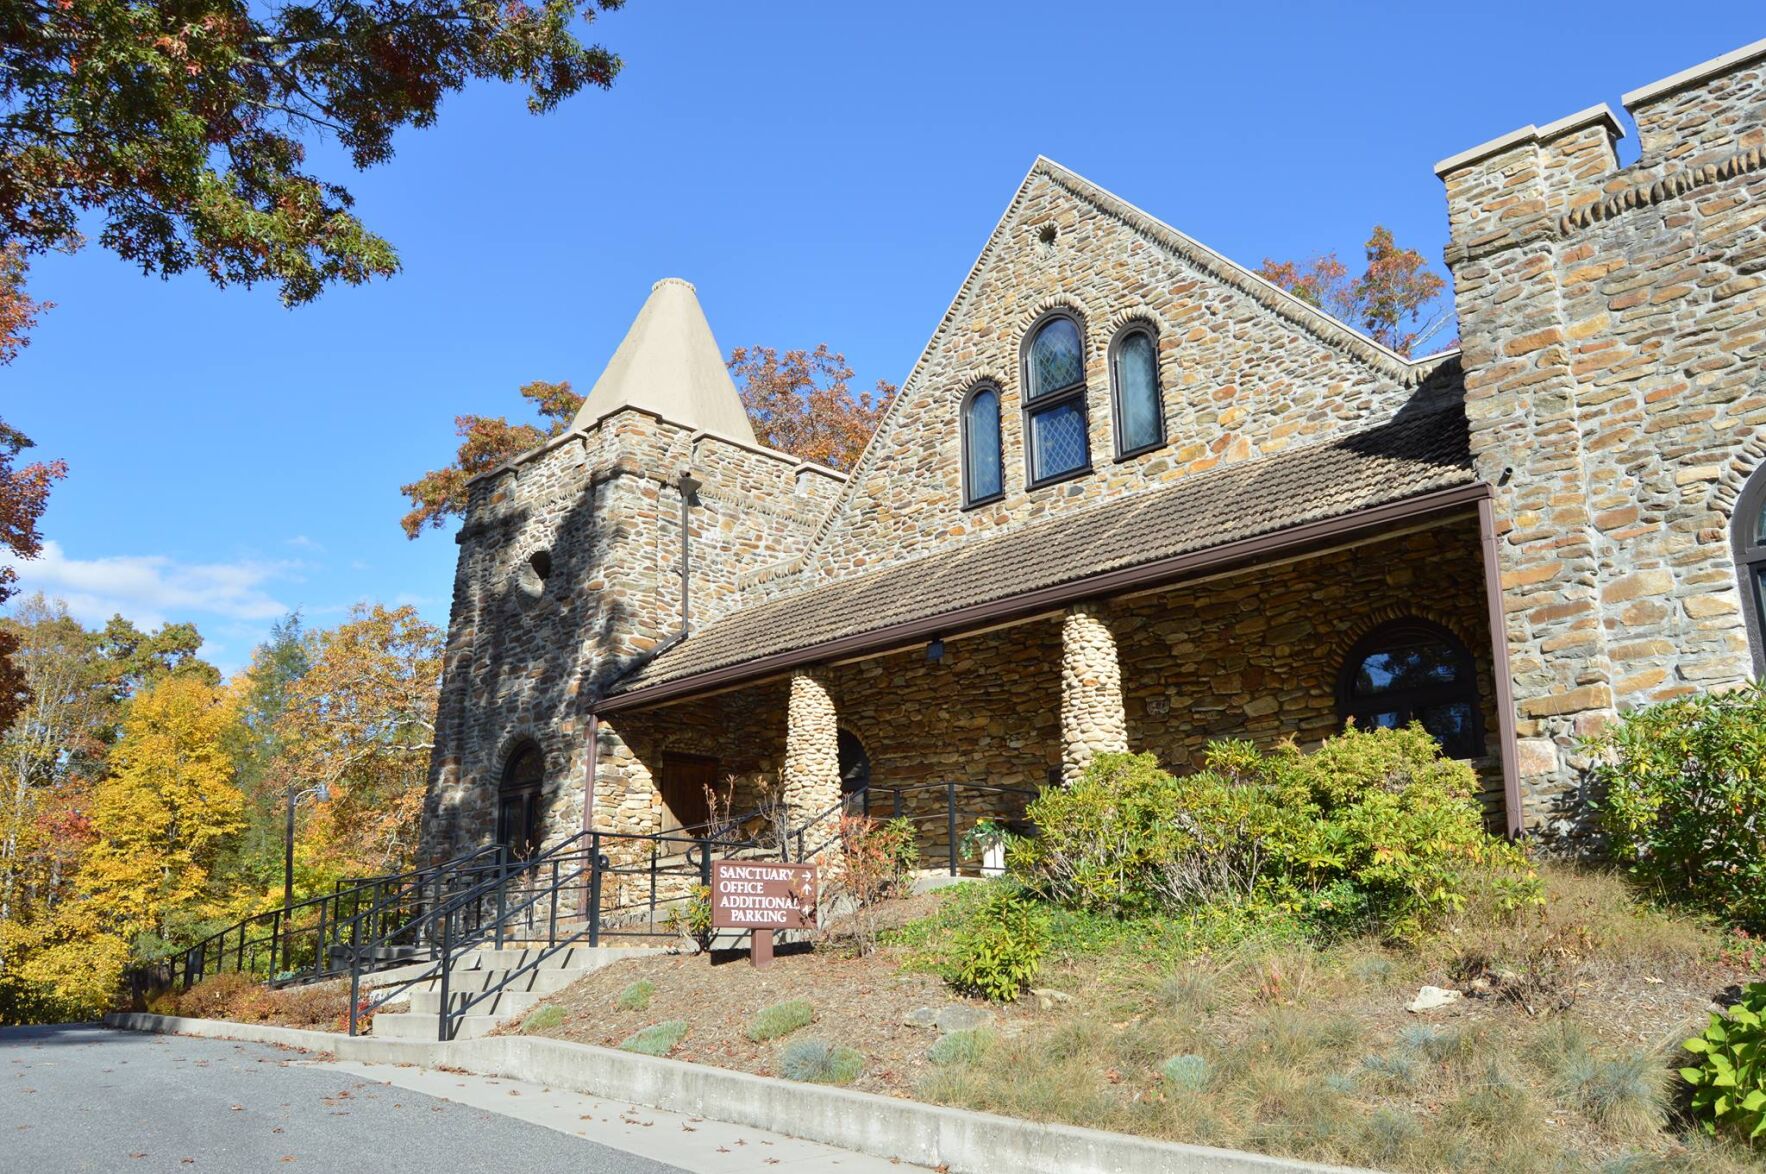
[4,3,1756,673]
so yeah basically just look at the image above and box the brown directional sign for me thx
[710,861,818,930]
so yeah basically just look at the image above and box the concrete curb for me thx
[104,1012,1362,1174]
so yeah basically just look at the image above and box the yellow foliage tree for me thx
[273,604,441,884]
[82,675,245,948]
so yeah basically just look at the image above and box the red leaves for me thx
[1255,226,1453,357]
[727,344,895,471]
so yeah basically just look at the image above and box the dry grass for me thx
[519,864,1763,1171]
[913,865,1762,1171]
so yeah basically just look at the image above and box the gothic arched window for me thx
[962,385,1004,506]
[1110,324,1164,457]
[1337,620,1483,760]
[1732,464,1766,674]
[1022,314,1091,486]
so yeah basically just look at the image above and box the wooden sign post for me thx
[709,860,818,969]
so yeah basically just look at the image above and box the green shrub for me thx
[519,1005,565,1033]
[778,1038,864,1084]
[747,998,813,1042]
[943,885,1049,1002]
[1012,732,1540,941]
[615,980,655,1011]
[665,885,715,952]
[928,1028,994,1066]
[618,1019,688,1056]
[1588,685,1766,930]
[1160,1053,1210,1091]
[1682,981,1766,1143]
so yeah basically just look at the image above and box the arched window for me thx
[1733,464,1766,675]
[838,729,871,814]
[1022,314,1091,486]
[962,385,1004,506]
[1110,325,1164,457]
[497,743,545,860]
[1337,620,1483,760]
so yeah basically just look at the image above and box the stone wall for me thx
[1109,518,1504,814]
[420,408,833,862]
[1439,42,1766,833]
[755,159,1458,600]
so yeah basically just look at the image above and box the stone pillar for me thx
[1061,603,1127,784]
[783,670,841,820]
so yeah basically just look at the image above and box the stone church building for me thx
[420,38,1766,864]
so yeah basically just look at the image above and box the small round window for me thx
[514,549,551,607]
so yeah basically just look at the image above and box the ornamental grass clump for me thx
[615,980,655,1011]
[519,1005,564,1033]
[778,1038,864,1085]
[928,1028,995,1066]
[1159,1053,1210,1091]
[618,1020,688,1057]
[746,998,813,1042]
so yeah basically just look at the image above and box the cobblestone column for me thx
[1061,603,1127,784]
[784,670,841,825]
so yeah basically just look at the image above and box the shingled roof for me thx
[604,403,1477,705]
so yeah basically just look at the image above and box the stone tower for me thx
[1438,41,1766,834]
[419,279,844,861]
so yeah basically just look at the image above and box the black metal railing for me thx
[156,842,510,995]
[844,780,1038,875]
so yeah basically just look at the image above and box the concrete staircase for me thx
[371,943,659,1041]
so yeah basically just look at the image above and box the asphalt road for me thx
[2,1024,686,1174]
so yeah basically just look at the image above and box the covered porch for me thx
[589,493,1520,872]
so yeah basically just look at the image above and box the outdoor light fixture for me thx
[926,638,945,663]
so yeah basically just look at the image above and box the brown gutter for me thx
[1477,494,1525,838]
[579,710,599,918]
[594,480,1493,714]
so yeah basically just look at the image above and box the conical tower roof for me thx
[570,278,757,443]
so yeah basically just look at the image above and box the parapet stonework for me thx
[422,38,1766,859]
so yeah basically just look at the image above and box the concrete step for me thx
[429,966,589,994]
[407,987,544,1018]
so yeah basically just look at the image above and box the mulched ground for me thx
[523,908,1039,1098]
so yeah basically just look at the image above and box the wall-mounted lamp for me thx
[926,638,945,664]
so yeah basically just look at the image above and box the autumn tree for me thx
[1256,226,1454,357]
[0,245,47,365]
[728,344,895,470]
[0,421,67,732]
[82,675,245,950]
[222,614,314,892]
[1,1,630,311]
[271,604,442,882]
[399,380,583,537]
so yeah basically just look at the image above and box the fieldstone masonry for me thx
[1060,603,1127,782]
[782,671,841,830]
[424,38,1766,863]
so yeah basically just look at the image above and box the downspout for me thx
[645,470,702,663]
[1477,491,1525,839]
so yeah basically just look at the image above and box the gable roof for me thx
[569,277,758,443]
[600,400,1476,709]
[781,156,1459,575]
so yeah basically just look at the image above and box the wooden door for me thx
[660,752,718,834]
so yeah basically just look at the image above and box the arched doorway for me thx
[838,728,871,814]
[496,743,546,860]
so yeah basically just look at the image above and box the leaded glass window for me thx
[1338,621,1484,760]
[1111,327,1163,456]
[962,386,1003,505]
[1022,315,1090,485]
